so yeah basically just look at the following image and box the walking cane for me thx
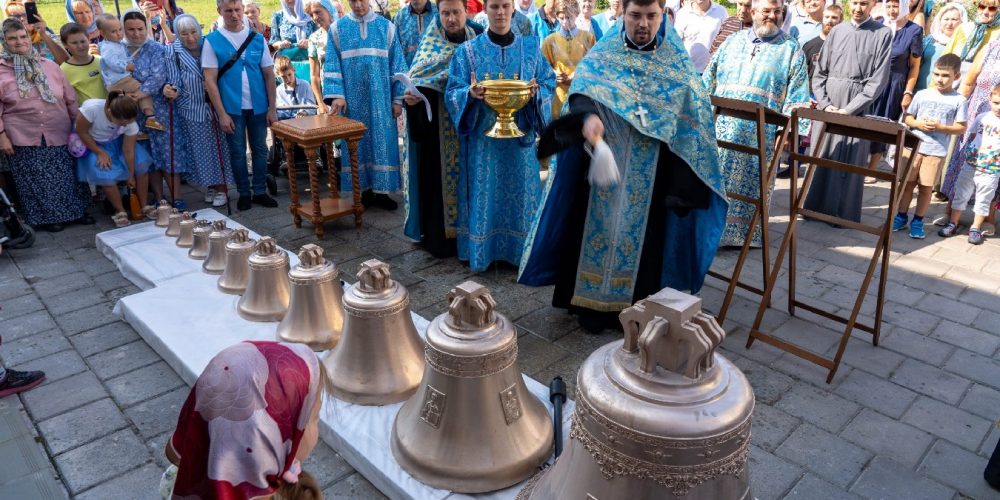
[208,107,232,216]
[549,376,566,459]
[168,100,176,204]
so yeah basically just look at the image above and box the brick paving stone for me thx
[880,326,956,366]
[929,320,1000,356]
[902,396,992,452]
[880,301,942,335]
[775,423,871,488]
[833,336,906,378]
[31,271,94,299]
[387,249,440,273]
[916,297,982,328]
[751,403,800,453]
[961,286,1000,312]
[529,353,586,399]
[2,309,58,341]
[146,432,172,469]
[123,387,189,439]
[302,442,354,489]
[91,271,135,294]
[724,326,787,365]
[54,429,151,494]
[943,267,1000,295]
[39,398,129,455]
[981,425,1000,457]
[732,356,795,405]
[917,440,998,500]
[321,472,387,499]
[944,348,1000,390]
[105,361,184,408]
[516,307,581,342]
[0,277,32,302]
[770,352,851,388]
[20,371,108,421]
[960,384,1000,420]
[890,358,973,405]
[851,456,954,500]
[69,321,141,357]
[17,258,82,280]
[515,333,571,377]
[0,329,71,366]
[769,317,841,356]
[0,293,45,322]
[552,329,621,357]
[73,250,119,277]
[104,284,142,303]
[87,340,161,380]
[40,287,109,317]
[783,473,864,500]
[11,349,88,387]
[74,463,162,500]
[54,301,116,336]
[840,408,935,468]
[748,445,802,500]
[775,382,861,434]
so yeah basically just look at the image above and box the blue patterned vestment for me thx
[444,33,556,272]
[392,2,437,66]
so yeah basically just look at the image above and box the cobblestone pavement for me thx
[1,171,999,499]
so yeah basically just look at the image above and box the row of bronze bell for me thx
[154,200,754,498]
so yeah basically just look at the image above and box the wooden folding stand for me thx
[270,115,367,239]
[746,108,920,383]
[705,96,791,325]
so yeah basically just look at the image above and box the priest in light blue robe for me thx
[392,0,437,65]
[473,9,534,35]
[519,0,726,331]
[445,0,556,272]
[702,0,810,247]
[323,0,407,201]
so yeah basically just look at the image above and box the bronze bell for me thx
[187,220,213,260]
[392,281,552,493]
[165,210,186,237]
[237,237,291,322]
[517,288,754,500]
[154,200,173,227]
[276,244,344,351]
[202,220,233,274]
[217,229,257,295]
[323,259,423,404]
[175,217,198,247]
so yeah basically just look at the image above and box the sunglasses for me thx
[979,4,999,11]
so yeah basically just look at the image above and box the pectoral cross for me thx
[634,106,649,128]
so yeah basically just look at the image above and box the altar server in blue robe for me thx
[445,0,556,272]
[323,0,407,209]
[519,0,727,333]
[393,0,437,65]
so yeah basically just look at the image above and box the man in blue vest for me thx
[204,0,280,211]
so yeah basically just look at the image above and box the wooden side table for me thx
[270,114,367,239]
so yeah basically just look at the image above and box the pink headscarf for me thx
[169,341,321,500]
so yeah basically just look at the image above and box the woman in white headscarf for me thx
[917,2,967,90]
[270,0,316,62]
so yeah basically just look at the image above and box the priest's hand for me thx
[403,91,421,106]
[329,99,347,115]
[469,72,485,99]
[528,78,538,98]
[393,103,402,118]
[582,114,604,147]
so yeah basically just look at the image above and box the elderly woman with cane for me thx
[165,14,232,209]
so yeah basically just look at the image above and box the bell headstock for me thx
[357,259,392,293]
[446,281,497,330]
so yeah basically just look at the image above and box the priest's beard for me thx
[753,19,780,37]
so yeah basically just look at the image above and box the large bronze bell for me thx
[392,281,552,493]
[517,288,754,500]
[324,259,423,405]
[175,217,198,247]
[237,237,291,322]
[217,229,256,294]
[188,220,214,260]
[154,200,172,227]
[165,211,187,237]
[202,221,233,274]
[276,244,344,351]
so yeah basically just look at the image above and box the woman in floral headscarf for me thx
[0,18,91,232]
[164,341,326,499]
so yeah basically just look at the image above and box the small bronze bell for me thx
[154,200,172,227]
[517,289,753,500]
[202,220,233,274]
[276,244,344,351]
[165,210,186,237]
[217,229,256,295]
[188,220,213,260]
[237,237,291,322]
[392,281,552,493]
[324,259,423,404]
[175,217,198,247]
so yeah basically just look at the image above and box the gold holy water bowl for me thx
[481,79,532,139]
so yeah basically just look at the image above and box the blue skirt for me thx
[78,136,153,186]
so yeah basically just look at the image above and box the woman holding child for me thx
[164,13,232,208]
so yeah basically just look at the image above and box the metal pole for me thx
[549,376,566,459]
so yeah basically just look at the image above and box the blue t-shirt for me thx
[906,88,968,157]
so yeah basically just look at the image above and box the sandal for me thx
[142,205,157,220]
[112,212,130,228]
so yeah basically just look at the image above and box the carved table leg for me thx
[283,138,302,227]
[327,141,339,194]
[347,138,363,227]
[305,146,323,239]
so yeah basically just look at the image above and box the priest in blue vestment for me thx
[445,0,556,272]
[519,0,727,332]
[393,0,437,65]
[323,0,408,209]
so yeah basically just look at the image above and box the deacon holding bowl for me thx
[518,0,727,333]
[445,0,556,272]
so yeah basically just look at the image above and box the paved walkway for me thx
[1,172,998,499]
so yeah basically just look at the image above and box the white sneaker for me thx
[212,192,228,207]
[204,188,215,204]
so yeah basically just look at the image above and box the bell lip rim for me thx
[424,311,515,354]
[344,279,407,307]
[291,259,338,275]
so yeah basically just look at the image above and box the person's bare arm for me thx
[203,67,234,133]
